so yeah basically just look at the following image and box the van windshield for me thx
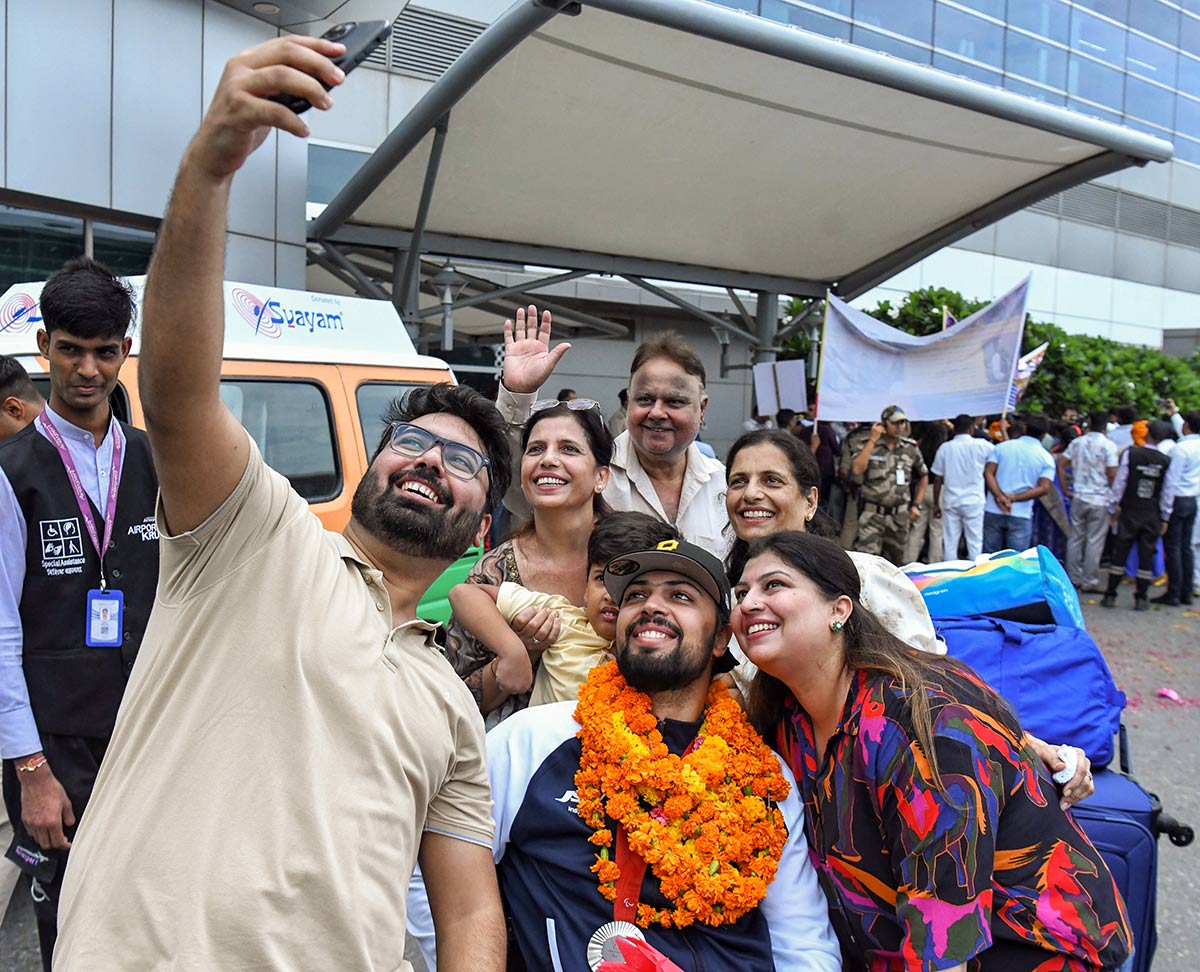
[356,382,421,460]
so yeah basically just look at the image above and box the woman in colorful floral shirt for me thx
[731,530,1132,972]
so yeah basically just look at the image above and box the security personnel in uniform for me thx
[0,258,158,969]
[1101,420,1173,611]
[837,422,873,549]
[848,404,928,565]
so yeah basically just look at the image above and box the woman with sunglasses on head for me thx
[730,531,1132,972]
[722,429,1095,805]
[444,347,614,721]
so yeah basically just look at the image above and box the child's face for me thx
[585,563,620,642]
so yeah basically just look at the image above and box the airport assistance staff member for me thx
[848,404,928,565]
[0,257,158,971]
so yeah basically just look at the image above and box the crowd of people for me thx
[0,35,1162,972]
[794,400,1200,613]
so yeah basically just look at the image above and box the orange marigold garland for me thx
[573,660,790,929]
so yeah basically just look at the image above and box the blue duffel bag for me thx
[934,615,1125,768]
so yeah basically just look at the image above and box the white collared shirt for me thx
[1161,434,1200,519]
[0,406,125,758]
[607,430,731,557]
[930,434,994,510]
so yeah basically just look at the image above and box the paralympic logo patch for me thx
[0,292,39,334]
[230,287,344,339]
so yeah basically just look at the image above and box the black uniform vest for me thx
[1119,445,1171,521]
[0,419,159,739]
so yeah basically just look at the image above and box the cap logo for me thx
[606,557,640,576]
[656,540,680,552]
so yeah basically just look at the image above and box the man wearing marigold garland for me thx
[410,539,841,972]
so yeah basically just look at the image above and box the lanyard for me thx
[613,825,648,922]
[37,411,123,589]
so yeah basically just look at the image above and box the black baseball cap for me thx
[603,539,737,673]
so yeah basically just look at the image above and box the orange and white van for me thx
[0,277,472,619]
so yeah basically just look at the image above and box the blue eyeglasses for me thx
[387,423,491,481]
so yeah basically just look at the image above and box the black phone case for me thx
[271,20,391,115]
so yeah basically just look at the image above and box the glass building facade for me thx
[715,0,1198,162]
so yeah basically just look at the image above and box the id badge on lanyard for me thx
[36,412,125,648]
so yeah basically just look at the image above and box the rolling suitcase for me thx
[1070,728,1194,972]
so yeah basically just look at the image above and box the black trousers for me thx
[1106,512,1163,596]
[2,734,108,972]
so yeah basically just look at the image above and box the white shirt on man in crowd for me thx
[930,432,994,560]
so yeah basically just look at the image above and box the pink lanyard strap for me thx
[36,411,123,589]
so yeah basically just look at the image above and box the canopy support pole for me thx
[315,241,391,301]
[399,117,450,324]
[754,291,778,364]
[621,274,757,344]
[413,269,592,319]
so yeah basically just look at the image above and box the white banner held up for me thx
[816,277,1029,421]
[752,359,808,415]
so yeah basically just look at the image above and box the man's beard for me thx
[351,467,484,561]
[614,613,717,694]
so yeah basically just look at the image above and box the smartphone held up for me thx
[271,20,392,114]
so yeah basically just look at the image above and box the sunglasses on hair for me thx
[530,398,602,413]
[387,422,491,481]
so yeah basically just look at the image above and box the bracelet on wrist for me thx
[16,754,47,773]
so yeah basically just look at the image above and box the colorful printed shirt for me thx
[776,667,1132,972]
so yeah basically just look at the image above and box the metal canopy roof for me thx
[308,0,1173,304]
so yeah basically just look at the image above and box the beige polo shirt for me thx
[55,435,492,971]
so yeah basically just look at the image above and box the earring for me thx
[830,619,844,632]
[805,512,814,522]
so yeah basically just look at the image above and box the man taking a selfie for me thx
[55,36,506,972]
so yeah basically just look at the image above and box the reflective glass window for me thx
[762,0,852,38]
[0,207,83,293]
[1177,93,1200,139]
[1006,30,1069,88]
[1068,54,1125,110]
[1181,13,1200,55]
[307,144,370,205]
[93,223,155,279]
[1179,54,1200,102]
[954,0,1005,16]
[1070,8,1126,67]
[1067,95,1124,123]
[709,0,757,10]
[850,24,933,63]
[1128,0,1180,45]
[934,4,1004,66]
[219,380,340,502]
[1007,0,1070,42]
[805,0,853,13]
[1073,0,1128,18]
[934,52,1003,84]
[851,0,934,43]
[1184,3,1200,16]
[1125,75,1176,129]
[1004,75,1068,104]
[1123,118,1173,141]
[356,382,423,462]
[1126,33,1177,87]
[1175,136,1200,165]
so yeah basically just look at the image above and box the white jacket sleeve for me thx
[761,757,843,971]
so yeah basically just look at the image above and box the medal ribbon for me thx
[37,411,123,589]
[613,825,648,922]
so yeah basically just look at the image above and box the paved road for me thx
[3,594,1197,971]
